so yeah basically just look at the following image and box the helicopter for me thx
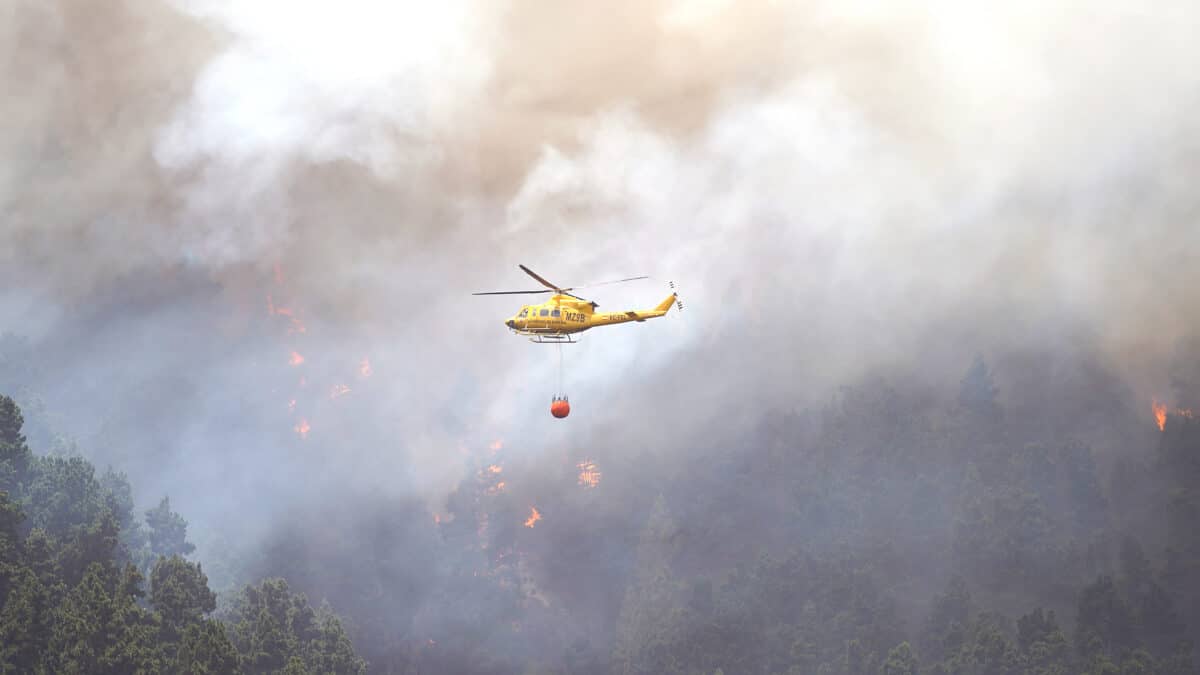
[472,264,680,343]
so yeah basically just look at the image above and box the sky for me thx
[2,0,1199,583]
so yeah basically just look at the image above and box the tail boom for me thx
[587,293,677,327]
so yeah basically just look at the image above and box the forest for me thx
[2,342,1197,675]
[0,393,367,674]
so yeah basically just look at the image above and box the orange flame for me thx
[577,460,601,488]
[1153,400,1168,431]
[267,296,306,334]
[486,464,503,475]
[294,418,311,439]
[289,351,305,366]
[1154,399,1195,431]
[524,506,541,528]
[330,384,351,399]
[359,358,372,378]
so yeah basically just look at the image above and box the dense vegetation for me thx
[0,395,367,674]
[3,344,1199,674]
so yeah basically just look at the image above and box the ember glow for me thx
[524,507,541,528]
[289,351,305,367]
[486,464,503,475]
[577,460,601,488]
[330,384,351,399]
[294,418,311,439]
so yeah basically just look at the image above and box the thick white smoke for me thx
[3,0,1199,583]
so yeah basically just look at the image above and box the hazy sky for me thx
[3,0,1199,561]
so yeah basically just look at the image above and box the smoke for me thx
[3,0,1200,661]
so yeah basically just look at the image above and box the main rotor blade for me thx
[568,275,650,290]
[471,290,554,296]
[519,264,562,291]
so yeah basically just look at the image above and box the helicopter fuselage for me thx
[504,293,676,337]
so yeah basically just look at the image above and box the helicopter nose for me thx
[505,319,515,329]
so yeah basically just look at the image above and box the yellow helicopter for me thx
[473,264,680,343]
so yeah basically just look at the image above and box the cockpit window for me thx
[519,309,528,317]
[539,309,550,317]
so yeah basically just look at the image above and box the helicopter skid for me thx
[528,334,578,344]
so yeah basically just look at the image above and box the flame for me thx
[577,460,601,488]
[433,513,441,524]
[490,439,504,451]
[487,464,503,475]
[524,507,541,528]
[266,296,306,334]
[359,358,372,378]
[1153,399,1196,431]
[1154,399,1168,431]
[330,383,351,399]
[294,418,311,439]
[289,351,305,366]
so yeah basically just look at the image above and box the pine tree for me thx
[145,496,195,559]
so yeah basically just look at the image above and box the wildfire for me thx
[524,506,542,528]
[267,295,306,334]
[577,460,602,488]
[490,439,504,452]
[359,358,372,378]
[486,480,507,496]
[1153,399,1195,431]
[330,383,351,399]
[487,464,503,475]
[289,351,305,366]
[294,418,311,439]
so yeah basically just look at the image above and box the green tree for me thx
[958,355,1001,423]
[99,469,149,568]
[150,555,217,644]
[1076,576,1136,659]
[225,577,366,675]
[176,619,242,674]
[0,566,52,672]
[47,562,161,674]
[0,396,32,495]
[881,641,919,675]
[145,496,195,559]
